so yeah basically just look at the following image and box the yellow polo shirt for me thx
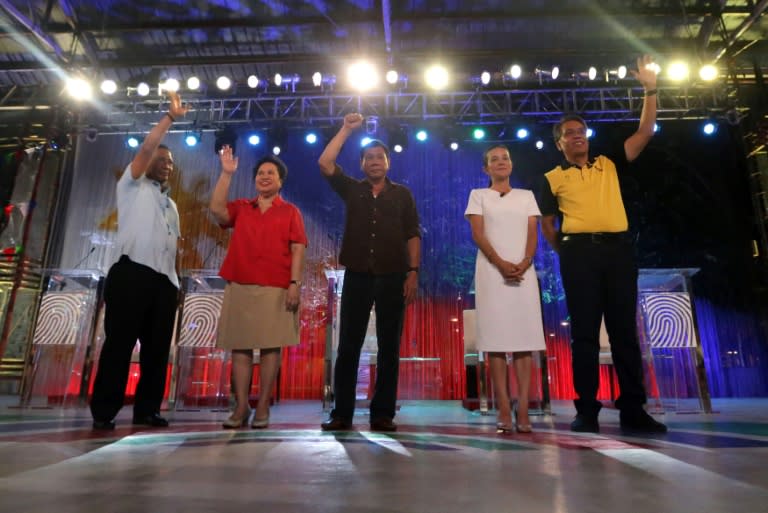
[542,155,628,233]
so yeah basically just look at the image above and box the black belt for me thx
[560,232,630,244]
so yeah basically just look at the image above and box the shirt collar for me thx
[560,156,597,170]
[250,194,284,208]
[363,177,393,190]
[146,176,171,194]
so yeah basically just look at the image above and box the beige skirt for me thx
[216,282,299,350]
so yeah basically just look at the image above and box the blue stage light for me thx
[248,134,261,146]
[305,132,318,144]
[415,130,428,142]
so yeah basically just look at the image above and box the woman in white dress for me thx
[464,145,546,433]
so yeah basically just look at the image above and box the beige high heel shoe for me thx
[513,402,533,433]
[251,414,269,429]
[222,408,252,429]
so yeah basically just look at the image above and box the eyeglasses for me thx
[561,127,587,138]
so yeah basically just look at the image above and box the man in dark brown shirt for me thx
[318,112,421,432]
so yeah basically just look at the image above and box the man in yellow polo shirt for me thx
[539,55,667,434]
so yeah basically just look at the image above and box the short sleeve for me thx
[222,199,246,229]
[464,189,482,218]
[526,190,542,217]
[289,205,308,246]
[537,174,559,217]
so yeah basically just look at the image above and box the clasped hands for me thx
[496,258,530,284]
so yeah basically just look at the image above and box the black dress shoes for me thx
[570,414,600,433]
[620,409,668,434]
[92,419,116,430]
[132,413,169,427]
[320,417,352,431]
[370,418,397,432]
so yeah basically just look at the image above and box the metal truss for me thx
[90,85,735,133]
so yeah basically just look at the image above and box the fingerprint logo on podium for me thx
[178,293,223,347]
[643,292,697,348]
[33,292,88,345]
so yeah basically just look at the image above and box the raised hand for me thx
[219,145,238,175]
[167,91,189,119]
[343,112,364,130]
[630,54,657,90]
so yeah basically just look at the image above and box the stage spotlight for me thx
[214,128,238,155]
[516,128,529,140]
[137,82,150,96]
[247,74,260,88]
[366,116,379,135]
[216,76,232,90]
[126,135,142,149]
[185,132,200,147]
[472,128,486,141]
[85,126,98,143]
[361,136,373,147]
[274,73,283,87]
[449,141,459,151]
[551,66,560,80]
[387,124,408,152]
[65,77,93,101]
[535,140,544,150]
[305,132,318,144]
[667,61,689,81]
[385,69,399,85]
[312,72,322,87]
[646,62,661,75]
[509,64,522,79]
[653,123,660,133]
[187,76,201,90]
[480,71,491,85]
[699,64,718,81]
[415,130,428,142]
[702,121,717,135]
[588,67,597,81]
[161,78,180,92]
[348,60,379,91]
[617,65,627,79]
[247,134,261,146]
[100,79,117,95]
[272,145,282,155]
[424,65,449,90]
[586,128,594,138]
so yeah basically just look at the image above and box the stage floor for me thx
[0,398,766,513]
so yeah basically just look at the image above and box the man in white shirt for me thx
[90,92,187,430]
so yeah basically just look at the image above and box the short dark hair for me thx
[359,139,390,160]
[253,154,288,182]
[482,144,511,167]
[552,114,588,141]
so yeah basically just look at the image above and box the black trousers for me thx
[331,271,406,422]
[90,256,178,421]
[559,237,647,415]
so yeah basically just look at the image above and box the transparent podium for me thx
[169,270,230,410]
[322,269,379,411]
[322,269,440,412]
[461,309,549,415]
[638,268,711,413]
[25,269,103,407]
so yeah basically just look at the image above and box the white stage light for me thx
[216,76,232,90]
[667,61,689,81]
[535,140,544,150]
[617,65,627,79]
[312,72,322,87]
[699,65,718,82]
[586,128,594,138]
[551,66,560,80]
[348,61,379,91]
[386,70,399,85]
[305,132,318,144]
[450,142,459,151]
[100,79,117,95]
[187,76,200,90]
[274,73,283,87]
[588,67,597,80]
[66,77,93,101]
[247,75,259,88]
[137,82,150,96]
[415,130,428,142]
[509,64,522,79]
[516,128,529,140]
[272,145,282,155]
[162,78,180,92]
[480,71,491,85]
[248,134,261,146]
[702,122,717,135]
[393,144,403,153]
[424,65,449,90]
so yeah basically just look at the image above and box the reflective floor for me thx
[0,398,766,513]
